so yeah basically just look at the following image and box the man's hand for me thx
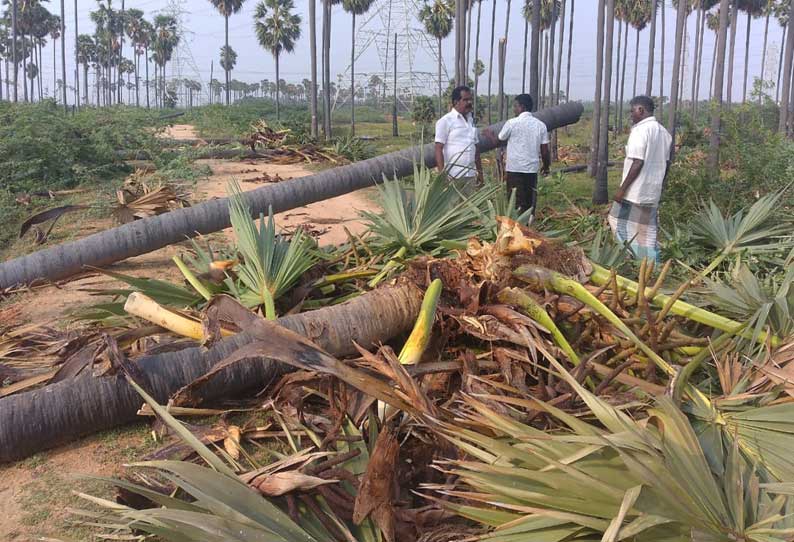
[613,190,626,203]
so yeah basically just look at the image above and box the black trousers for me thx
[505,172,538,214]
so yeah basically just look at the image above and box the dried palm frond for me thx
[112,180,190,224]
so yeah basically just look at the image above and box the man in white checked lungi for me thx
[608,95,672,262]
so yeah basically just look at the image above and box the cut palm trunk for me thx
[0,284,423,463]
[0,103,584,290]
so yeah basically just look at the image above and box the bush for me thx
[411,96,436,127]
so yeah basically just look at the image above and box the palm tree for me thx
[630,0,651,100]
[152,14,179,108]
[740,0,765,102]
[593,0,614,204]
[646,0,658,95]
[48,13,60,101]
[342,0,374,135]
[692,0,720,115]
[76,33,95,105]
[125,8,144,107]
[472,0,483,117]
[219,44,236,103]
[776,1,789,103]
[139,18,152,108]
[309,0,318,137]
[780,0,794,132]
[668,0,689,140]
[727,0,738,104]
[208,0,246,105]
[25,58,36,98]
[709,0,731,168]
[419,0,454,115]
[321,0,342,139]
[758,0,773,101]
[589,0,605,177]
[565,0,574,104]
[253,0,302,121]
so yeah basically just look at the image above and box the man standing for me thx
[497,94,550,214]
[608,95,672,262]
[435,86,482,192]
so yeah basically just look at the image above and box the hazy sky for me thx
[41,0,789,103]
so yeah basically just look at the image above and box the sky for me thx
[28,0,790,104]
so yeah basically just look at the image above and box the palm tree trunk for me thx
[547,1,558,110]
[690,5,702,116]
[760,11,770,102]
[455,0,464,85]
[438,37,443,114]
[145,46,150,109]
[668,0,687,148]
[590,0,606,177]
[709,0,732,169]
[613,18,622,134]
[678,17,687,108]
[350,11,356,136]
[780,0,794,132]
[307,0,318,136]
[118,0,125,104]
[555,0,566,105]
[60,0,67,108]
[660,4,665,117]
[0,285,424,464]
[53,39,57,101]
[646,0,658,96]
[473,0,482,118]
[74,0,79,109]
[22,31,28,102]
[522,14,529,93]
[83,63,89,105]
[727,0,738,104]
[322,0,333,140]
[225,14,230,105]
[0,102,584,290]
[11,0,18,102]
[275,52,281,122]
[135,51,140,107]
[694,9,706,116]
[487,0,497,122]
[778,24,788,103]
[541,31,547,107]
[742,11,752,102]
[594,0,615,204]
[466,0,473,75]
[710,29,717,98]
[632,27,640,99]
[618,19,628,133]
[565,0,574,103]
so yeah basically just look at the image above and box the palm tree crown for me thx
[208,0,246,17]
[419,0,454,39]
[253,0,301,57]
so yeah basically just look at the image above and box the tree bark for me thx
[594,0,614,204]
[466,0,473,75]
[225,14,230,105]
[547,0,558,110]
[322,0,333,140]
[522,13,529,92]
[780,0,794,132]
[632,27,640,100]
[11,0,17,102]
[589,0,606,177]
[555,0,566,104]
[529,2,541,110]
[565,0,574,103]
[646,0,658,96]
[275,52,281,121]
[0,285,424,463]
[60,0,67,108]
[74,0,79,110]
[727,0,738,104]
[0,103,585,290]
[690,6,702,116]
[694,8,706,116]
[668,0,687,142]
[760,11,770,102]
[778,25,788,103]
[613,18,623,135]
[742,11,752,102]
[709,0,732,170]
[487,0,497,122]
[350,12,356,136]
[660,4,665,117]
[438,37,443,114]
[310,0,319,138]
[473,0,482,119]
[618,19,628,134]
[145,46,150,109]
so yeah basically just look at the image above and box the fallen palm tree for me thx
[0,102,584,290]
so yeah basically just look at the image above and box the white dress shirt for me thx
[621,116,672,205]
[498,111,550,174]
[435,109,479,179]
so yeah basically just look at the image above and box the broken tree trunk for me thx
[0,103,584,290]
[0,284,422,463]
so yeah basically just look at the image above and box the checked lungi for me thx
[607,200,660,262]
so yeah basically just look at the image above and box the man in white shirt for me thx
[496,94,550,214]
[608,95,672,262]
[435,86,482,193]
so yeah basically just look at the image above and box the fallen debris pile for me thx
[112,172,191,224]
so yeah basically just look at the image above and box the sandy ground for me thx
[0,126,378,540]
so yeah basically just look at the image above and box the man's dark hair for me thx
[514,94,534,112]
[451,85,472,104]
[629,95,655,113]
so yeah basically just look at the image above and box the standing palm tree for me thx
[125,8,144,107]
[76,33,95,105]
[308,0,318,137]
[208,0,246,105]
[219,44,236,103]
[321,0,341,139]
[419,0,454,115]
[593,0,614,204]
[630,0,651,100]
[758,0,773,100]
[709,0,731,167]
[645,0,658,95]
[565,0,574,103]
[740,0,765,102]
[668,0,688,139]
[589,0,605,177]
[726,0,738,103]
[342,0,374,135]
[781,0,794,131]
[472,0,483,117]
[152,14,179,108]
[253,0,301,121]
[139,18,152,108]
[48,14,60,101]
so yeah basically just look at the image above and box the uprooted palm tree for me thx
[253,0,302,121]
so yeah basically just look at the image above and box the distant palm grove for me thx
[1,0,793,147]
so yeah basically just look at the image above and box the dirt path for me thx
[0,126,378,540]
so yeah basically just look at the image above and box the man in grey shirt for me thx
[497,94,551,214]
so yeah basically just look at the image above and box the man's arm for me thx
[614,159,644,202]
[540,143,551,175]
[435,143,445,174]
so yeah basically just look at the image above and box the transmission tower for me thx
[160,0,205,107]
[336,0,448,109]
